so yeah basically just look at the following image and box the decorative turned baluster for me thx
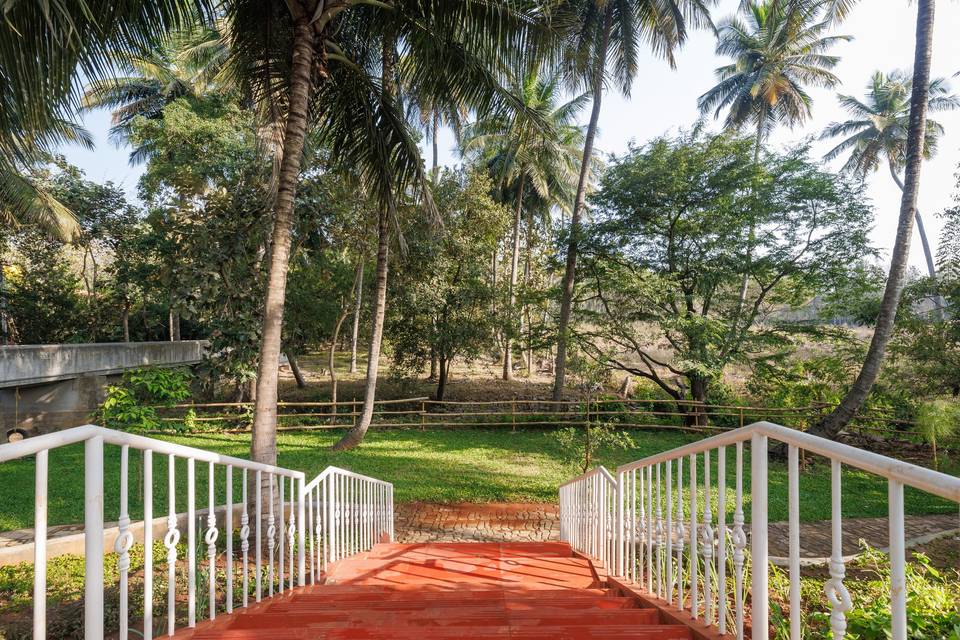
[825,459,852,640]
[205,462,219,620]
[255,469,262,602]
[241,469,250,608]
[116,445,134,640]
[267,474,276,597]
[288,477,296,587]
[225,465,233,614]
[278,474,285,593]
[143,450,153,640]
[666,460,673,603]
[733,442,747,640]
[630,469,638,584]
[308,486,315,583]
[655,464,664,598]
[675,457,685,609]
[690,453,699,619]
[702,449,714,625]
[718,446,727,635]
[187,457,196,628]
[645,465,653,594]
[164,454,181,637]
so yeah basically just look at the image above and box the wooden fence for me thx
[155,396,916,439]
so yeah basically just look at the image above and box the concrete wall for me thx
[0,341,207,440]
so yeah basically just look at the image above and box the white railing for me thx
[302,466,394,580]
[559,421,960,640]
[0,424,394,640]
[559,466,617,570]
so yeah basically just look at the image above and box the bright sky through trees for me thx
[59,0,960,270]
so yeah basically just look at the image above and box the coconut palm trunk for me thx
[250,19,316,466]
[810,0,936,440]
[553,8,612,401]
[328,305,350,424]
[887,160,945,317]
[332,36,395,451]
[504,175,525,380]
[349,259,363,374]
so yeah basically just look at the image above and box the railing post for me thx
[84,436,104,640]
[298,476,306,586]
[750,432,768,640]
[34,449,48,639]
[888,480,906,640]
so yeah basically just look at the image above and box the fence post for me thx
[420,401,426,431]
[739,407,744,429]
[511,400,516,433]
[84,436,105,640]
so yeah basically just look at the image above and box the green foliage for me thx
[915,399,960,466]
[98,367,192,432]
[554,421,635,474]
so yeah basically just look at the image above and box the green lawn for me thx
[0,428,955,532]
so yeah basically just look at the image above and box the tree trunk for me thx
[349,259,363,374]
[329,307,349,424]
[810,0,935,440]
[0,253,8,345]
[431,111,440,182]
[553,8,612,401]
[122,299,130,343]
[436,355,450,401]
[685,376,709,428]
[250,18,316,466]
[288,353,306,388]
[503,175,525,380]
[524,209,533,376]
[331,34,396,451]
[888,160,945,319]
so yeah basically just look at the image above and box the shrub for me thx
[97,367,192,431]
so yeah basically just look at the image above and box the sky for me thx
[59,0,960,271]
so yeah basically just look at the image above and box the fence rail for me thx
[153,396,919,440]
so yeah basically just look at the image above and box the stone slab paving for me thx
[395,502,560,543]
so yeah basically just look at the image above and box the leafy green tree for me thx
[821,70,959,292]
[576,129,872,425]
[387,169,508,400]
[5,229,86,344]
[552,0,715,401]
[462,69,587,380]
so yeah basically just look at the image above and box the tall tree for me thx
[462,70,587,380]
[552,0,714,400]
[821,70,959,295]
[811,0,937,439]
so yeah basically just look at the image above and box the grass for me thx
[0,427,956,532]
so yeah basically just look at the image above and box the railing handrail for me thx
[559,464,617,490]
[0,424,303,478]
[303,465,393,492]
[615,421,960,505]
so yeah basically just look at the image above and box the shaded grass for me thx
[0,428,956,532]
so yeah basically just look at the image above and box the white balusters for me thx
[750,432,768,640]
[733,441,747,640]
[825,459,852,640]
[646,465,653,593]
[690,452,699,619]
[702,449,714,625]
[788,446,800,640]
[225,465,233,614]
[205,462,218,620]
[165,454,180,637]
[717,445,727,635]
[143,450,153,640]
[674,457,684,609]
[308,483,316,582]
[298,476,306,586]
[288,477,296,587]
[187,457,196,628]
[116,445,134,640]
[33,449,47,639]
[278,473,285,593]
[241,468,250,608]
[85,436,105,640]
[255,469,262,602]
[268,473,276,596]
[666,459,673,602]
[889,480,907,640]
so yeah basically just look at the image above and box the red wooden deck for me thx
[180,542,694,639]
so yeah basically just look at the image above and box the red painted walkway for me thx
[184,543,692,639]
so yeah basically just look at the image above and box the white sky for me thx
[60,0,960,270]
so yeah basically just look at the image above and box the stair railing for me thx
[559,465,617,570]
[302,466,394,581]
[0,424,395,640]
[559,421,960,640]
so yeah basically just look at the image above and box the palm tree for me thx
[697,0,848,348]
[811,0,937,440]
[226,1,553,458]
[552,0,715,400]
[462,70,587,380]
[821,70,959,295]
[81,24,229,164]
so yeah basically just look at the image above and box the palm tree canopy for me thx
[461,70,588,217]
[698,0,850,138]
[821,70,960,176]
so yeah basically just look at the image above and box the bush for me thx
[97,367,192,431]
